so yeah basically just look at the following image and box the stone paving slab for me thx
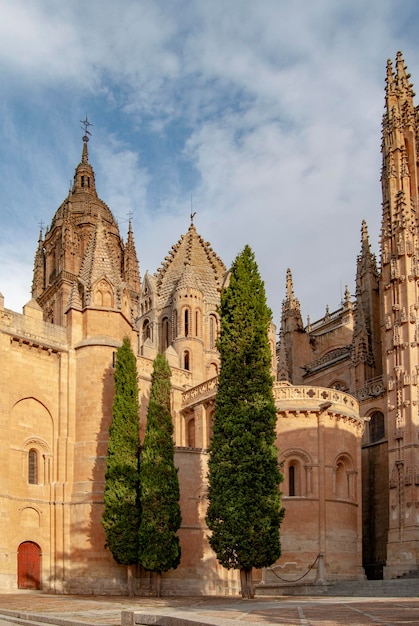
[0,594,418,626]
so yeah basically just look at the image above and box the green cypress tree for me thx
[138,352,181,597]
[206,245,284,598]
[102,336,140,596]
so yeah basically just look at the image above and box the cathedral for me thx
[0,53,418,595]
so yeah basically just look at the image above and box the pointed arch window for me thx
[28,449,38,485]
[184,350,190,371]
[369,411,385,443]
[143,319,152,342]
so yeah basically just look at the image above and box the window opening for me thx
[28,449,38,485]
[289,465,295,496]
[209,315,217,349]
[336,462,348,498]
[162,317,170,350]
[173,311,178,339]
[370,411,385,443]
[143,319,152,342]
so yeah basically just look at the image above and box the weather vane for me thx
[80,116,93,142]
[190,195,196,224]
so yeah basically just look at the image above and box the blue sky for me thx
[1,0,419,326]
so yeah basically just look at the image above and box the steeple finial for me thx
[395,51,415,99]
[282,268,301,317]
[361,219,370,249]
[286,268,295,300]
[386,57,395,97]
[124,217,140,293]
[344,285,351,306]
[356,220,378,290]
[80,116,93,164]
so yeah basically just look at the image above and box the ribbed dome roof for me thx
[155,224,226,306]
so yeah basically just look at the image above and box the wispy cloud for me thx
[0,0,417,325]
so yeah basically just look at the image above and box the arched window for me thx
[184,309,190,337]
[195,310,200,337]
[143,319,152,342]
[173,310,178,339]
[208,362,218,378]
[209,314,217,349]
[28,449,38,485]
[369,411,385,443]
[287,461,301,496]
[335,461,348,499]
[161,317,170,350]
[281,450,313,497]
[184,350,190,371]
[289,465,295,496]
[330,380,349,392]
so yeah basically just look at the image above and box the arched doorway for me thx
[18,542,41,589]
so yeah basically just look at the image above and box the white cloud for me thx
[0,0,418,325]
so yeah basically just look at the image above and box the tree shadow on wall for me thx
[57,363,128,594]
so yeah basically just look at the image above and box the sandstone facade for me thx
[0,53,415,595]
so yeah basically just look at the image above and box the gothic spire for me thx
[280,268,304,333]
[381,53,419,250]
[31,229,45,299]
[357,220,378,288]
[385,57,396,98]
[124,220,141,293]
[71,118,97,196]
[395,51,415,100]
[282,268,301,316]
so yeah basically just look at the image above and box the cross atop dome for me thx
[80,116,93,143]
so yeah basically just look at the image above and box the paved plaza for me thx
[0,592,418,626]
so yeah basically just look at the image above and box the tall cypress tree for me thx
[206,245,284,598]
[138,352,181,597]
[102,336,140,596]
